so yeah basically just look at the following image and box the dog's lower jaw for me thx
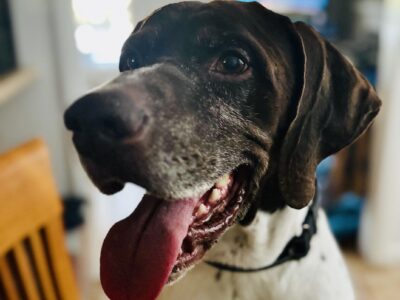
[166,265,192,285]
[159,206,355,300]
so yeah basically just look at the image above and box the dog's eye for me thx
[125,57,139,71]
[120,56,139,72]
[120,55,139,72]
[215,53,248,74]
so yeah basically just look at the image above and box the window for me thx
[72,0,134,65]
[238,0,329,15]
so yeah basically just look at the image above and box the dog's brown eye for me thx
[216,53,248,74]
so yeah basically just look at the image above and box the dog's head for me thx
[64,1,381,299]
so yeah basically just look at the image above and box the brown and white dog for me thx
[64,1,381,299]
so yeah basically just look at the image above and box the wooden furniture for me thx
[0,139,80,300]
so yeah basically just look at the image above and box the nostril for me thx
[138,114,150,132]
[127,110,151,142]
[64,108,83,132]
[98,116,130,140]
[132,111,150,134]
[98,110,151,141]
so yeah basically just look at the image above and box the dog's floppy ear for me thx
[279,22,381,209]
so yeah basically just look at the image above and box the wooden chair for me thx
[0,139,80,300]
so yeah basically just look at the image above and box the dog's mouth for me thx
[172,168,248,276]
[99,166,250,300]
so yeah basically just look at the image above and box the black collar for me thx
[205,199,319,273]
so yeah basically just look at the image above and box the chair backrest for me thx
[0,139,80,300]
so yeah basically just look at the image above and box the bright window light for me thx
[239,0,329,15]
[72,0,134,64]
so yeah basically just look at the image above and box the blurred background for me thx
[0,0,399,299]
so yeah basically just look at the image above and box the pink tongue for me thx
[100,195,197,300]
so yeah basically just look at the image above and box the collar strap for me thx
[205,199,319,273]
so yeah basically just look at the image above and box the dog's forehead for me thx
[137,1,255,40]
[127,1,294,56]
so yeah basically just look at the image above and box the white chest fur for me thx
[159,207,354,300]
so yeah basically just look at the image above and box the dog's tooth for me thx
[208,188,221,205]
[196,204,209,217]
[215,174,230,188]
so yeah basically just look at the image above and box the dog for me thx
[64,1,381,299]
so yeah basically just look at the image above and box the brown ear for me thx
[279,22,382,209]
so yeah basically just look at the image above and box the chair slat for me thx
[44,218,79,300]
[30,231,58,300]
[0,258,20,300]
[14,243,40,300]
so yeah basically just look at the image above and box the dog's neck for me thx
[204,204,309,268]
[161,201,355,300]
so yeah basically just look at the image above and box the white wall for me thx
[360,0,400,265]
[0,0,70,195]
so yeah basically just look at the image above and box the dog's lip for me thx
[169,166,250,278]
[97,179,125,195]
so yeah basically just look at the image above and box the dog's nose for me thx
[64,90,150,142]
